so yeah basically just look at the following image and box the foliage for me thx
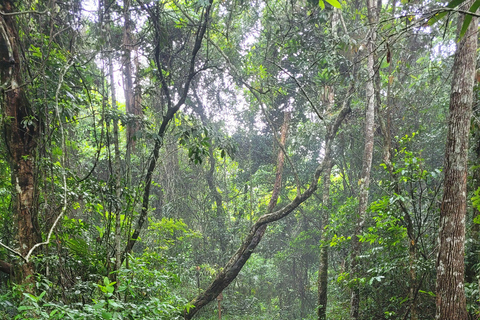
[0,0,476,319]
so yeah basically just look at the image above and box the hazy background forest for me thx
[0,0,479,319]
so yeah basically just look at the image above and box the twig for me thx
[0,241,25,261]
[0,9,48,16]
[270,60,324,122]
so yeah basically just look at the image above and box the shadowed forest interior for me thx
[0,0,480,319]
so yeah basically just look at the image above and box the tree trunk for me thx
[184,111,291,319]
[124,0,136,155]
[435,4,478,319]
[193,97,228,256]
[318,162,332,320]
[317,82,336,320]
[107,7,123,280]
[0,0,41,285]
[184,79,354,318]
[122,0,213,259]
[349,1,377,318]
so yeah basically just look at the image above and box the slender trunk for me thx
[134,49,142,130]
[268,111,290,212]
[124,0,135,180]
[318,162,332,320]
[193,98,228,255]
[435,3,477,319]
[103,1,123,280]
[111,45,122,278]
[0,1,41,285]
[317,82,336,320]
[409,240,417,320]
[350,1,377,318]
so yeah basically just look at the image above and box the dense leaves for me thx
[0,0,479,319]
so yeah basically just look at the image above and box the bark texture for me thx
[105,2,123,279]
[350,1,376,318]
[317,82,336,320]
[0,1,41,284]
[435,4,478,319]
[123,0,136,152]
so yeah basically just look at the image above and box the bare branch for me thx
[270,60,325,122]
[0,9,48,16]
[0,242,25,262]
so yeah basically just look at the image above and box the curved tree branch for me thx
[184,77,355,319]
[122,0,214,260]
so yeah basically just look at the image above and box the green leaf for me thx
[459,0,480,38]
[101,311,113,320]
[18,306,34,311]
[473,214,480,224]
[428,0,466,25]
[319,0,325,9]
[419,290,436,297]
[108,300,121,308]
[23,293,38,302]
[325,0,341,8]
[38,291,46,300]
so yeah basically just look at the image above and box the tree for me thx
[349,0,377,318]
[0,0,41,284]
[435,2,478,319]
[2,1,480,319]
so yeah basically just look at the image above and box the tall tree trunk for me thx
[123,0,135,178]
[317,82,336,320]
[350,1,377,318]
[134,48,142,130]
[435,4,478,319]
[108,14,123,280]
[317,161,332,320]
[0,0,41,285]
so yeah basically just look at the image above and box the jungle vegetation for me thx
[0,0,479,319]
